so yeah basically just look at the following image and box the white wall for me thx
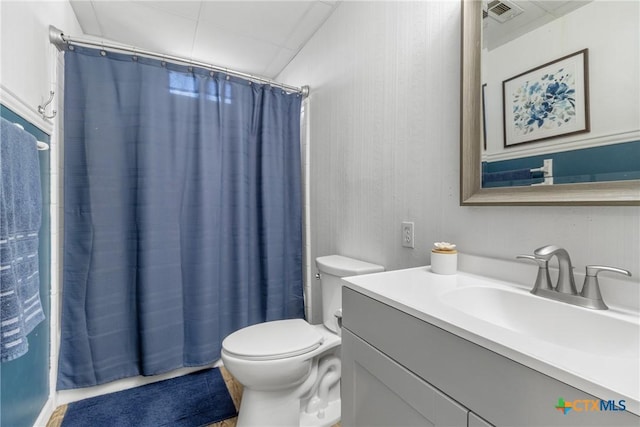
[0,1,82,424]
[0,1,81,116]
[278,1,640,323]
[483,1,640,160]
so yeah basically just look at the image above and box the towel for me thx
[1,117,44,362]
[482,168,541,187]
[482,168,533,183]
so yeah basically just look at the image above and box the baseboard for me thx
[33,397,55,427]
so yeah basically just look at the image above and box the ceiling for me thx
[483,0,591,50]
[69,0,339,79]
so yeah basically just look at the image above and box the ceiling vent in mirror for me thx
[486,0,524,23]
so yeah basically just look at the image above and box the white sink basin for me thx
[439,285,639,359]
[343,261,640,415]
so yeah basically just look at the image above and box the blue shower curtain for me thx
[58,46,304,389]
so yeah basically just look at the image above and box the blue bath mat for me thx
[61,368,237,427]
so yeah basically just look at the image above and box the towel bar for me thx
[12,123,49,151]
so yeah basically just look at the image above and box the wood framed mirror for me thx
[460,0,640,206]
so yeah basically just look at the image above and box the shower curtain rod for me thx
[48,25,309,97]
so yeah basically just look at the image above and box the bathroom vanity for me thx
[341,260,640,427]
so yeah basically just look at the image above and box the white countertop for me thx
[342,265,640,416]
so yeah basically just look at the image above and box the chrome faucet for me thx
[532,245,578,295]
[517,245,632,310]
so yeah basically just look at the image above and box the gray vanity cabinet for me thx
[468,413,494,427]
[341,287,639,427]
[342,328,473,426]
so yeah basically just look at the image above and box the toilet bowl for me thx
[221,255,384,427]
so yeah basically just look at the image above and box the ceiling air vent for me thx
[486,0,524,23]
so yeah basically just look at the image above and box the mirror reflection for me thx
[480,0,639,189]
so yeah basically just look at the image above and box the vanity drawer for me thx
[342,328,469,427]
[342,286,639,427]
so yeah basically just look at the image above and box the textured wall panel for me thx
[279,1,639,323]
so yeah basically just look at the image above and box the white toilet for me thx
[221,255,384,427]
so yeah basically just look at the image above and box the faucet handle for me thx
[517,255,553,292]
[585,265,632,278]
[517,254,546,266]
[580,265,632,310]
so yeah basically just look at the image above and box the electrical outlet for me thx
[401,221,414,248]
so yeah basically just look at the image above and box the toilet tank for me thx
[316,255,384,333]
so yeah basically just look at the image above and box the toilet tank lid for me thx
[316,255,384,277]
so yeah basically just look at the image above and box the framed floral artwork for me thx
[502,49,590,147]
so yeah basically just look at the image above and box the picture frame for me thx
[502,49,589,148]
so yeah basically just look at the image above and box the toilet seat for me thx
[222,319,324,361]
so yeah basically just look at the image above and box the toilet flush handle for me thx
[334,309,343,329]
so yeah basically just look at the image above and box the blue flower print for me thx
[511,66,577,137]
